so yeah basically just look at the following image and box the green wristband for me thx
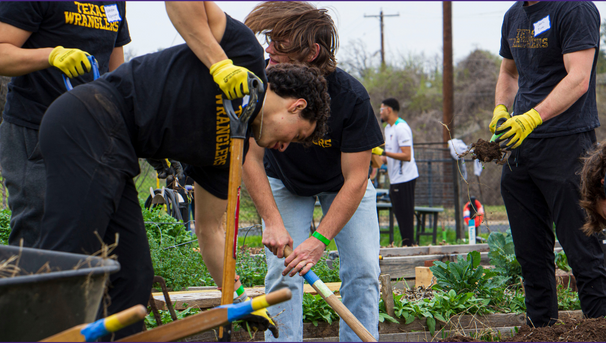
[312,231,331,246]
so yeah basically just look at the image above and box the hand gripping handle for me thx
[223,73,264,139]
[63,55,100,91]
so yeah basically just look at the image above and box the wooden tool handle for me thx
[40,305,147,342]
[281,245,376,342]
[118,289,294,342]
[106,305,148,332]
[264,287,292,307]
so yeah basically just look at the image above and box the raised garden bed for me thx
[181,311,585,342]
[378,243,562,280]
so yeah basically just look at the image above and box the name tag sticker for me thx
[533,15,550,37]
[105,4,121,23]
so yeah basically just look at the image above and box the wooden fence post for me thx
[379,274,394,318]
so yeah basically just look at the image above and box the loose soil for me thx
[461,139,508,165]
[443,317,606,342]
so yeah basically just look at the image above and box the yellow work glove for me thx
[48,46,91,78]
[238,301,279,338]
[209,59,254,100]
[372,146,385,156]
[495,108,543,150]
[489,104,511,134]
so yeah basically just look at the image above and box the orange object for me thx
[463,199,484,228]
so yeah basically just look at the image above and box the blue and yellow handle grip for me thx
[116,288,291,342]
[41,305,147,342]
[219,287,287,322]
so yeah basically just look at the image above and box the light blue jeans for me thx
[264,177,380,342]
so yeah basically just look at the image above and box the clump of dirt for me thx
[461,139,508,165]
[503,317,606,342]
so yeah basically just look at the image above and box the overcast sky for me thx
[124,1,606,66]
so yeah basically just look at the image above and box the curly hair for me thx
[266,63,330,145]
[244,1,338,75]
[579,142,606,235]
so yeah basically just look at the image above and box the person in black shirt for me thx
[35,2,330,339]
[0,1,130,248]
[493,1,606,327]
[244,2,383,341]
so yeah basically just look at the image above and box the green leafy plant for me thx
[311,254,341,283]
[392,290,491,335]
[378,298,399,324]
[143,205,215,290]
[487,231,522,285]
[0,208,10,245]
[555,251,572,272]
[143,203,192,245]
[557,284,581,311]
[144,306,201,329]
[378,312,399,324]
[148,236,215,290]
[430,251,508,297]
[302,293,338,326]
[236,253,267,288]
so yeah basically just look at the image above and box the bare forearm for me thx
[495,57,518,109]
[495,73,518,109]
[165,1,227,69]
[0,44,52,76]
[534,72,589,122]
[108,46,124,71]
[385,150,411,161]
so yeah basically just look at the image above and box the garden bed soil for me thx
[184,311,561,342]
[444,317,606,342]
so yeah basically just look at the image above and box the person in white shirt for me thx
[372,98,419,246]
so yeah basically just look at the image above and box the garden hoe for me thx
[218,73,264,341]
[116,288,292,342]
[283,246,377,342]
[41,305,147,342]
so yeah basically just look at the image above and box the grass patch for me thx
[238,234,262,248]
[380,226,461,247]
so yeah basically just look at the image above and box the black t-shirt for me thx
[0,1,130,129]
[264,68,383,196]
[102,14,267,200]
[500,1,600,137]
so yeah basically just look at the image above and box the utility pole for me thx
[443,1,453,145]
[441,1,461,240]
[364,9,399,68]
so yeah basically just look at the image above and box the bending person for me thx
[244,2,383,341]
[35,2,330,339]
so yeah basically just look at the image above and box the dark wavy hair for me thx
[266,63,330,145]
[245,1,338,75]
[382,98,400,112]
[579,142,606,235]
